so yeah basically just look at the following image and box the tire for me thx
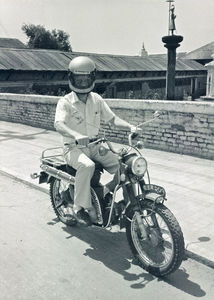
[126,199,184,277]
[49,178,77,226]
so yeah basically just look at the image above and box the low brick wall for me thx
[0,93,214,160]
[0,93,57,130]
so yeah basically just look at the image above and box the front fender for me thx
[121,183,166,227]
[142,184,166,203]
[145,192,165,203]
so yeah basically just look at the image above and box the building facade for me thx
[0,39,208,100]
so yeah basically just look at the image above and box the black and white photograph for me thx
[0,0,214,299]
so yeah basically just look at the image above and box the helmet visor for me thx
[69,74,95,90]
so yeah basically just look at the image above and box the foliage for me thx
[22,24,72,51]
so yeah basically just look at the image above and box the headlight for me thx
[131,157,147,176]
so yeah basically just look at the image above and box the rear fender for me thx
[39,171,50,184]
[39,172,56,184]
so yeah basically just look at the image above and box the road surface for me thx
[0,172,213,300]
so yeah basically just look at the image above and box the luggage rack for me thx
[41,147,66,167]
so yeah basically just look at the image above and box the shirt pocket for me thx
[93,111,100,128]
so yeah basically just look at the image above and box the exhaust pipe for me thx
[40,164,75,184]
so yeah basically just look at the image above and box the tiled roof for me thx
[0,48,206,72]
[184,41,214,60]
[149,52,187,60]
[0,38,26,49]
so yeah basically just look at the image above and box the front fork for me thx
[124,181,148,240]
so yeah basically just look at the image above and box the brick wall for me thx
[0,93,57,130]
[0,93,214,160]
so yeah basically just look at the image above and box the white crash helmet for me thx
[68,56,96,93]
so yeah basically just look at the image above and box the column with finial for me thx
[162,0,183,100]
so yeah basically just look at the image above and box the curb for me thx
[1,168,214,270]
[185,250,214,269]
[0,169,49,195]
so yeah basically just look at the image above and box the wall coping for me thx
[0,93,59,105]
[0,93,214,115]
[105,99,214,115]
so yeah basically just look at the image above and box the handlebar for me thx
[77,112,162,154]
[87,135,139,155]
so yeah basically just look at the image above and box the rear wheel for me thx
[49,178,77,226]
[126,199,184,277]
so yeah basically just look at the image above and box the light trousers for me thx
[64,144,119,209]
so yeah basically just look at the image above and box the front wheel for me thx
[126,199,184,277]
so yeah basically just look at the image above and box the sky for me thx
[0,0,213,56]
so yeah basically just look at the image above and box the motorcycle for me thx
[31,113,184,277]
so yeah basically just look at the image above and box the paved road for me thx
[0,173,214,300]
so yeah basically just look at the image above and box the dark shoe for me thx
[76,209,92,226]
[64,214,78,226]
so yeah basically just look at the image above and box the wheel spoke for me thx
[50,179,77,226]
[56,201,64,209]
[160,228,170,234]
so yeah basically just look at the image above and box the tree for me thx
[22,24,72,51]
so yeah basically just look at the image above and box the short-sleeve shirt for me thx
[55,91,115,144]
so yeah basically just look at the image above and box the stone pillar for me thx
[207,75,212,96]
[162,35,183,100]
[113,85,117,98]
[206,55,214,97]
[190,78,195,98]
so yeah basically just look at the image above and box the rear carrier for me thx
[39,147,75,184]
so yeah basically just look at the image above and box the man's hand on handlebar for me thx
[130,125,142,139]
[75,134,89,146]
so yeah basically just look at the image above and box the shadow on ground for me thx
[0,129,49,142]
[47,218,206,296]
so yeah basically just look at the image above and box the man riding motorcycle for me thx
[54,56,140,226]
